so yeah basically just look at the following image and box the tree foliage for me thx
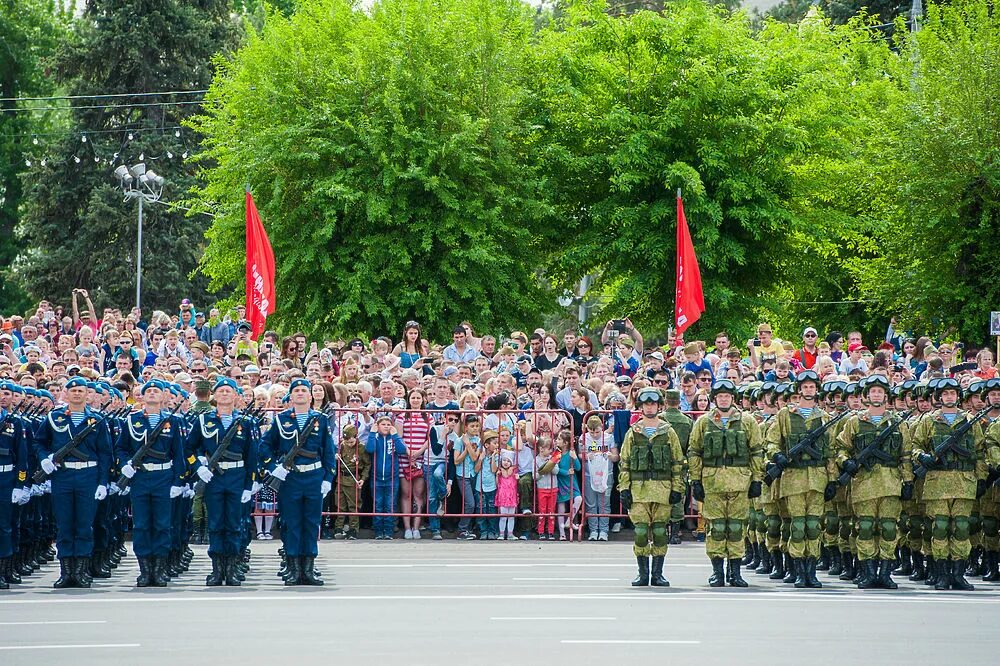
[190,0,556,340]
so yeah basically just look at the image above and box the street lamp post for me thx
[113,163,165,311]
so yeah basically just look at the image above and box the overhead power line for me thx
[0,89,208,103]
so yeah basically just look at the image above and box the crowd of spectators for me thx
[3,292,995,541]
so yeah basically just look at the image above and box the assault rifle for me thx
[33,401,116,483]
[766,408,850,483]
[837,410,914,486]
[192,406,263,493]
[913,407,991,480]
[265,410,325,491]
[117,404,183,490]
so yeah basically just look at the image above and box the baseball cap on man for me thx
[848,343,863,353]
[803,327,818,337]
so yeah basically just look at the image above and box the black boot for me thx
[168,550,183,577]
[7,554,22,584]
[284,556,302,586]
[136,557,151,587]
[782,553,798,584]
[0,559,8,589]
[966,547,984,576]
[951,558,975,591]
[857,559,879,589]
[925,556,939,586]
[300,557,324,586]
[748,542,761,570]
[91,550,111,579]
[74,557,92,588]
[728,559,749,587]
[934,558,952,590]
[225,555,242,587]
[828,548,842,576]
[768,550,786,580]
[983,551,1000,582]
[205,554,224,587]
[804,557,823,588]
[741,540,753,566]
[151,556,169,587]
[909,551,927,581]
[879,559,898,589]
[793,558,808,589]
[755,547,772,575]
[669,522,682,546]
[708,557,726,587]
[53,558,74,589]
[631,556,650,587]
[650,556,669,587]
[839,554,857,581]
[894,547,913,576]
[817,545,830,571]
[0,558,12,587]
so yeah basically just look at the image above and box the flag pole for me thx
[673,187,681,339]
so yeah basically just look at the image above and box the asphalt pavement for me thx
[1,538,998,665]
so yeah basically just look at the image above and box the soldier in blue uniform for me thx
[189,378,259,586]
[264,378,336,586]
[0,381,29,589]
[89,383,116,580]
[34,376,113,588]
[117,380,187,587]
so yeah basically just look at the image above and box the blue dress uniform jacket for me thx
[0,410,28,558]
[187,411,260,556]
[263,409,337,557]
[33,407,113,558]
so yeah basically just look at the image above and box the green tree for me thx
[12,0,240,314]
[0,0,72,313]
[851,0,1000,344]
[530,1,897,341]
[190,0,555,340]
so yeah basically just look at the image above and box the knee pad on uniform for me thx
[909,514,924,539]
[982,515,999,537]
[633,523,650,548]
[968,514,982,536]
[781,517,791,541]
[953,516,971,542]
[709,519,727,542]
[824,512,839,536]
[789,517,807,542]
[727,519,745,541]
[897,512,909,535]
[932,515,950,541]
[652,523,669,548]
[857,516,876,541]
[805,515,822,541]
[879,518,898,542]
[766,515,782,539]
[839,518,852,542]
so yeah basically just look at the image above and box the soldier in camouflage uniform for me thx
[833,382,863,581]
[688,380,764,587]
[835,376,913,589]
[891,380,919,577]
[765,371,841,588]
[661,390,693,546]
[819,380,847,574]
[978,379,1000,581]
[760,383,789,578]
[618,388,685,587]
[911,377,988,590]
[752,383,778,575]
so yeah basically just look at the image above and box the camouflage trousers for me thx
[629,502,671,557]
[785,491,825,559]
[851,496,901,561]
[925,498,975,560]
[702,491,750,559]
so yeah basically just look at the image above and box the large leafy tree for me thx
[851,0,1000,344]
[191,0,556,340]
[0,0,71,313]
[530,1,896,341]
[13,0,240,313]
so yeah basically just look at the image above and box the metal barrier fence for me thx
[248,405,707,541]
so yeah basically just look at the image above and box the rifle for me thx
[33,401,114,483]
[192,406,262,493]
[265,411,322,491]
[117,404,183,490]
[766,408,850,482]
[837,410,913,486]
[913,407,990,479]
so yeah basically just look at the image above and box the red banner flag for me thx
[245,190,275,340]
[674,190,705,335]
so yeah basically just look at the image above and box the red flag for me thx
[674,191,704,335]
[245,190,275,339]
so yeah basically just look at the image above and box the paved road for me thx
[1,540,998,665]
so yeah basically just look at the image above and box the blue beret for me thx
[65,377,88,390]
[289,378,312,392]
[140,380,165,395]
[281,393,290,404]
[24,387,38,397]
[93,384,106,395]
[85,381,97,390]
[167,385,180,396]
[39,390,54,401]
[0,381,10,391]
[179,389,189,399]
[9,384,24,394]
[213,377,239,392]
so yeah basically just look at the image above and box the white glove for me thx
[11,488,23,505]
[197,456,208,466]
[43,480,52,494]
[30,484,42,497]
[94,485,108,501]
[169,485,184,499]
[16,488,30,505]
[321,480,332,498]
[196,466,213,484]
[121,486,131,497]
[40,455,56,475]
[241,489,252,504]
[108,483,120,496]
[271,466,289,481]
[183,485,195,499]
[251,481,262,494]
[121,462,136,479]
